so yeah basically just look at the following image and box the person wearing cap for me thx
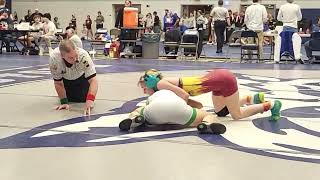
[0,8,15,52]
[30,8,42,25]
[49,40,98,116]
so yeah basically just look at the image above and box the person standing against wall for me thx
[153,11,160,33]
[95,11,104,30]
[115,0,132,28]
[196,10,206,58]
[210,0,230,53]
[145,13,153,33]
[85,15,93,40]
[226,9,235,43]
[71,14,77,30]
[277,0,302,32]
[244,0,268,59]
[188,12,196,29]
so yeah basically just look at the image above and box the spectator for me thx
[20,14,43,47]
[12,11,18,23]
[180,13,188,27]
[235,11,245,30]
[188,12,196,29]
[226,9,235,43]
[71,14,77,30]
[312,16,320,32]
[66,28,83,48]
[145,13,153,33]
[210,0,230,53]
[304,17,320,61]
[39,13,56,55]
[30,9,42,25]
[0,8,15,52]
[210,18,216,45]
[164,11,174,31]
[115,0,132,28]
[179,13,189,33]
[163,9,169,30]
[277,0,302,32]
[196,10,206,58]
[95,11,104,30]
[267,13,276,30]
[53,17,60,29]
[67,22,76,31]
[172,13,180,27]
[24,9,32,23]
[85,15,93,40]
[153,11,160,33]
[244,0,268,58]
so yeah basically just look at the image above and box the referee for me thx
[210,0,230,53]
[49,40,98,115]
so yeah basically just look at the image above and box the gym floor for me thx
[0,54,319,180]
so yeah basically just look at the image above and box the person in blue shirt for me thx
[312,17,320,32]
[304,17,320,60]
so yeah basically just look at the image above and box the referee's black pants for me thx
[214,20,227,52]
[63,74,90,102]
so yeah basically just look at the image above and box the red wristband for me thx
[86,93,95,101]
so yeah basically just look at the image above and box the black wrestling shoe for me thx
[119,115,146,131]
[297,59,305,64]
[197,122,226,135]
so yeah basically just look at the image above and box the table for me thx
[0,29,40,54]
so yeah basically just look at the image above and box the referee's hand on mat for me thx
[55,104,70,111]
[83,100,94,116]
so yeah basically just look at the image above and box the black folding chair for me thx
[240,30,260,63]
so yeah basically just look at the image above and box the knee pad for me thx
[215,106,229,117]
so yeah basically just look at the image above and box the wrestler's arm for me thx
[157,80,190,102]
[187,99,203,109]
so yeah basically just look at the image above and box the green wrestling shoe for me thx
[253,92,265,104]
[270,100,282,121]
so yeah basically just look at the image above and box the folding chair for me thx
[178,29,199,60]
[226,30,243,61]
[240,30,260,63]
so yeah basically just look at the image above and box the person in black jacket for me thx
[0,8,15,52]
[24,9,32,23]
[115,0,135,53]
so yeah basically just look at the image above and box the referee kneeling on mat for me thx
[49,40,98,115]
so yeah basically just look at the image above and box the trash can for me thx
[142,33,161,59]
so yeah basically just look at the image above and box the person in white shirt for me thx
[145,13,153,33]
[49,40,98,116]
[277,0,302,32]
[39,13,56,55]
[244,0,268,59]
[187,12,196,29]
[66,28,83,48]
[18,14,43,47]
